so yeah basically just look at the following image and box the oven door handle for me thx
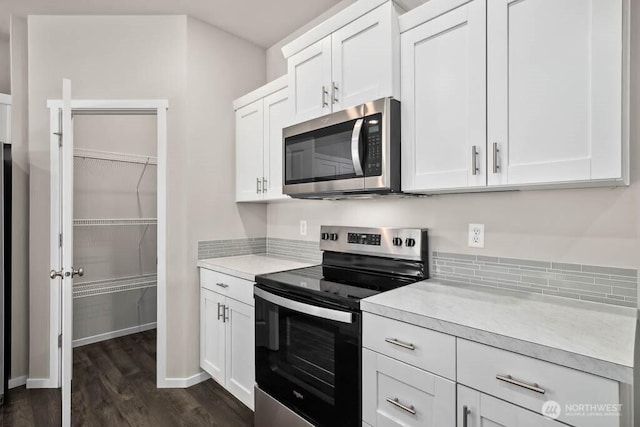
[351,118,365,177]
[255,287,354,324]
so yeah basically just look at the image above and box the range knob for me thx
[405,238,416,247]
[330,233,339,241]
[321,232,330,240]
[392,237,403,246]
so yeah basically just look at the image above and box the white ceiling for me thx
[0,0,343,47]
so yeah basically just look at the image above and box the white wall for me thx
[266,3,640,271]
[27,14,265,382]
[174,16,265,378]
[9,16,28,382]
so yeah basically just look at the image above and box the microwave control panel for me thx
[365,114,382,176]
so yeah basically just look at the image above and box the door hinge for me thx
[59,233,63,248]
[58,334,62,348]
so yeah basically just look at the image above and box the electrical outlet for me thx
[468,224,485,248]
[299,220,307,236]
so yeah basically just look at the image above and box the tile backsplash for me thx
[198,240,637,308]
[433,252,638,308]
[198,237,322,264]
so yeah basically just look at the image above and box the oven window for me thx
[284,119,359,184]
[286,316,336,400]
[255,291,360,426]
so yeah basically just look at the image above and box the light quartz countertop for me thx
[197,254,316,281]
[362,279,637,384]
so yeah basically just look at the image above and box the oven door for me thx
[254,285,361,427]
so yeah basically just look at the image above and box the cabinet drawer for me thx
[363,313,456,380]
[457,339,620,427]
[363,348,455,427]
[200,268,254,306]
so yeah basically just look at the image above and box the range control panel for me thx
[347,232,381,246]
[319,226,428,261]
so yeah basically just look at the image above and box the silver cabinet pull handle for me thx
[471,145,478,175]
[496,374,545,394]
[217,302,224,321]
[492,142,500,173]
[331,82,338,104]
[256,177,262,194]
[385,338,415,350]
[262,177,267,193]
[321,85,328,107]
[216,282,229,289]
[224,305,229,323]
[386,397,416,415]
[462,405,470,427]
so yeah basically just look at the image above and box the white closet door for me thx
[288,37,332,123]
[401,0,487,192]
[61,78,74,427]
[235,100,264,201]
[487,0,623,185]
[263,88,290,201]
[331,2,398,112]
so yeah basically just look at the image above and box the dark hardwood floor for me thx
[2,329,254,426]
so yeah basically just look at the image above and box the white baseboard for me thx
[8,375,27,389]
[159,371,210,388]
[26,377,58,389]
[73,322,157,348]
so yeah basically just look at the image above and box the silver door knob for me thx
[65,267,84,278]
[50,269,64,280]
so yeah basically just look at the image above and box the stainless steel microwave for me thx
[282,97,401,198]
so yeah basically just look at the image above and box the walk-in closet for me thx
[71,115,157,347]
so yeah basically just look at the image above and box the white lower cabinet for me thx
[362,348,456,427]
[363,314,625,427]
[200,270,255,410]
[458,385,563,427]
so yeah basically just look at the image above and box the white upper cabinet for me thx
[235,99,264,202]
[401,0,487,192]
[262,88,291,200]
[331,3,400,112]
[283,0,402,124]
[487,0,625,186]
[234,76,290,202]
[400,0,627,193]
[288,38,332,122]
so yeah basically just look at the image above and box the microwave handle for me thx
[254,287,354,324]
[351,118,365,177]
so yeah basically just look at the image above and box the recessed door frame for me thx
[46,99,169,389]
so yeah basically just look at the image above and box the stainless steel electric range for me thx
[254,226,429,427]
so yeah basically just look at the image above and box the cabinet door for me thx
[401,0,486,192]
[225,298,255,410]
[200,288,226,385]
[457,385,564,427]
[487,0,623,186]
[235,99,264,201]
[362,349,455,427]
[331,2,399,112]
[288,37,332,122]
[263,88,290,201]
